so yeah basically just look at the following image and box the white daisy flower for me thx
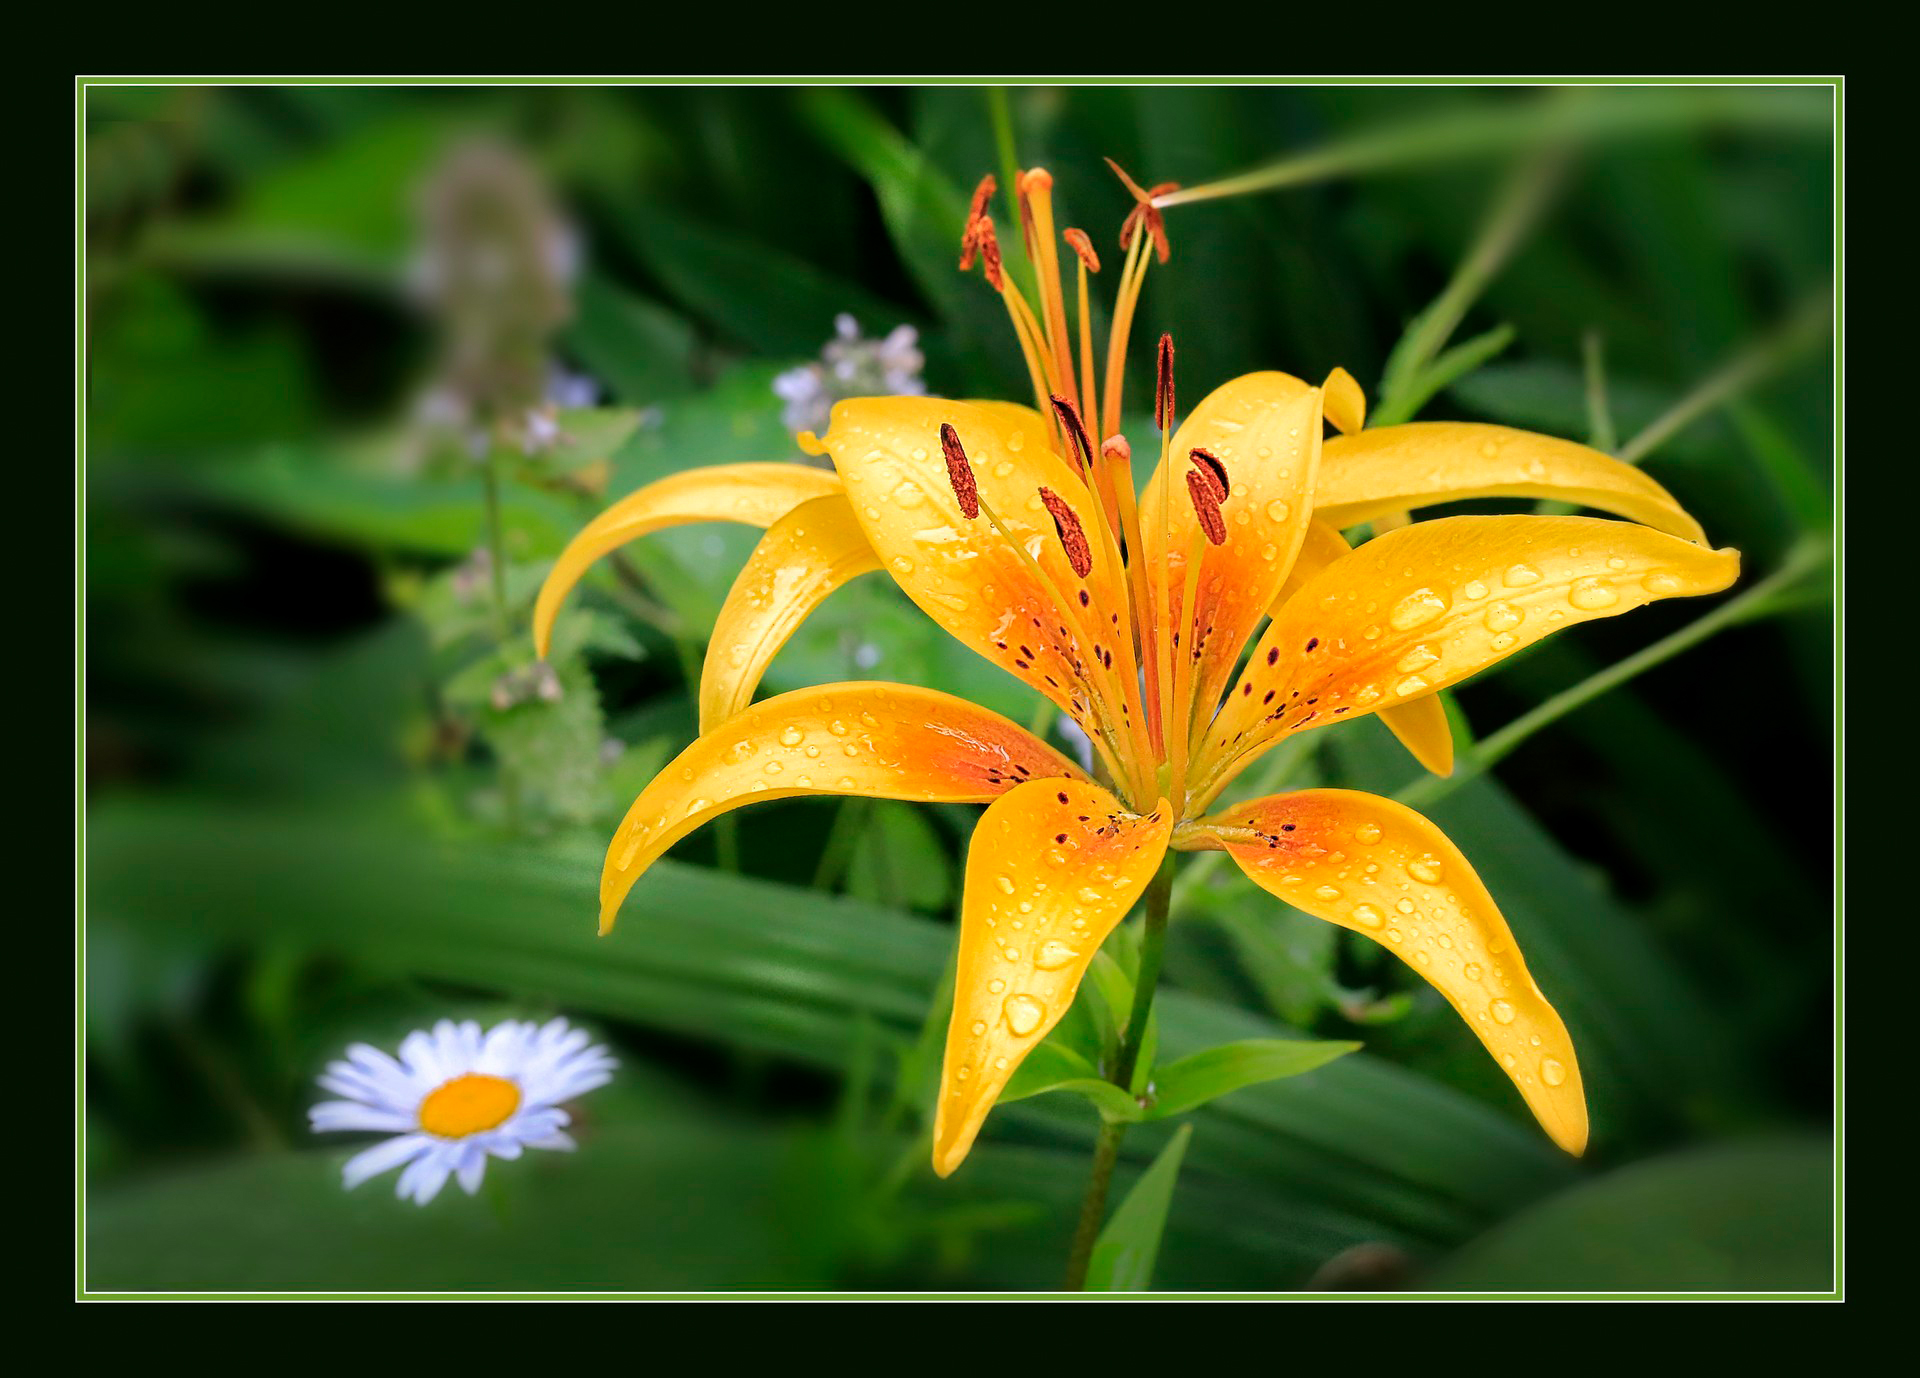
[310,1017,614,1205]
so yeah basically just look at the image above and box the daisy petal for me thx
[341,1133,433,1190]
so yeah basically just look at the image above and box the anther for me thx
[940,423,980,519]
[1050,394,1094,471]
[1063,227,1100,273]
[1188,447,1229,502]
[1185,469,1227,546]
[1038,487,1094,577]
[977,218,1005,291]
[1155,333,1176,431]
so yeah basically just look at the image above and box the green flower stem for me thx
[1064,852,1176,1290]
[482,449,521,831]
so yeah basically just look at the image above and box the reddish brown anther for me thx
[1185,469,1228,546]
[1189,447,1229,502]
[1063,227,1101,273]
[959,176,1000,273]
[1107,158,1176,265]
[966,173,997,225]
[1050,394,1094,472]
[1155,333,1176,431]
[1038,487,1094,578]
[978,218,1005,291]
[940,423,981,519]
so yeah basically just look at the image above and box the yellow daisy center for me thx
[418,1073,520,1138]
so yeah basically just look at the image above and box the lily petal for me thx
[934,779,1172,1177]
[533,463,844,658]
[1272,520,1453,777]
[1379,693,1454,777]
[1201,516,1738,800]
[1322,366,1366,435]
[1140,371,1324,732]
[697,494,881,733]
[1317,423,1706,542]
[1187,789,1587,1154]
[817,397,1143,783]
[600,683,1085,933]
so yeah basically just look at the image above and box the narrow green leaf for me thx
[1145,1039,1361,1121]
[1084,1125,1193,1291]
[997,1042,1142,1123]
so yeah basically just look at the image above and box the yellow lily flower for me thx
[534,165,1738,1178]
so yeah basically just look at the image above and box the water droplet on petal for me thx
[1003,994,1045,1036]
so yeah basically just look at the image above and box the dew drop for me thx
[1568,577,1619,610]
[1389,587,1450,631]
[1490,999,1517,1025]
[1483,601,1524,633]
[1503,563,1542,588]
[1003,994,1046,1036]
[1352,902,1384,929]
[1035,941,1078,970]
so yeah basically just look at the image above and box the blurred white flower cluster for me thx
[773,313,926,436]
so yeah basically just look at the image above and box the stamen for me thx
[1188,447,1229,503]
[1156,332,1176,431]
[940,423,981,519]
[1185,469,1228,546]
[1050,394,1095,473]
[1037,487,1094,578]
[1108,158,1177,265]
[959,174,997,271]
[977,217,1005,291]
[966,173,997,225]
[1063,228,1101,273]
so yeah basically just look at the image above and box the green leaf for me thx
[1144,1039,1362,1121]
[1429,1139,1833,1292]
[563,275,700,405]
[997,1042,1141,1123]
[1084,1124,1193,1291]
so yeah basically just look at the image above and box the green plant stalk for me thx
[1063,852,1176,1290]
[1397,537,1831,810]
[482,449,521,831]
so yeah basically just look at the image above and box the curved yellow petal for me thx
[1322,366,1366,435]
[1382,693,1455,777]
[1316,423,1706,542]
[1139,371,1324,728]
[934,780,1172,1177]
[817,397,1144,784]
[1188,788,1587,1154]
[1272,520,1453,778]
[533,463,844,658]
[1200,516,1739,799]
[600,683,1085,934]
[697,494,882,733]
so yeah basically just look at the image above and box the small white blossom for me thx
[774,315,926,435]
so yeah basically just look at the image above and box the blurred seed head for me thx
[409,140,582,458]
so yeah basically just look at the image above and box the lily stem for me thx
[1063,853,1176,1290]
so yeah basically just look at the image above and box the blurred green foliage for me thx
[83,82,1835,1293]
